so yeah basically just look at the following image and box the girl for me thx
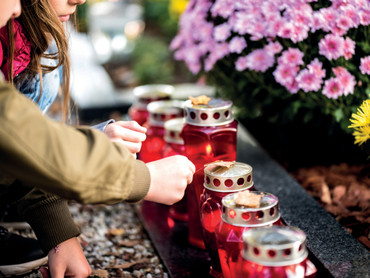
[1,0,147,154]
[1,0,140,277]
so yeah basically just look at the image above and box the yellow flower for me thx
[349,99,370,145]
[169,0,188,18]
[353,126,370,145]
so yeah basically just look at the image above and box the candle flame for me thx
[206,143,212,156]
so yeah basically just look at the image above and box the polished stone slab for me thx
[137,125,369,278]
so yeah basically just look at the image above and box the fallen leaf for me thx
[234,191,262,208]
[189,95,211,105]
[105,228,125,237]
[90,269,109,278]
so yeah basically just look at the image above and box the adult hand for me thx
[104,121,147,154]
[47,237,91,278]
[145,155,195,205]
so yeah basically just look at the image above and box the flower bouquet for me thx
[170,0,370,166]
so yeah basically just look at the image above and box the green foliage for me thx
[131,36,174,84]
[141,0,179,38]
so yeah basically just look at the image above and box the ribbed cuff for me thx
[127,160,150,202]
[25,199,80,253]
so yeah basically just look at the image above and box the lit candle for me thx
[200,161,254,278]
[181,97,238,250]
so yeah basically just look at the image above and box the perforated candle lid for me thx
[242,226,308,266]
[221,191,280,227]
[204,161,253,192]
[184,98,234,126]
[147,100,185,127]
[133,84,174,102]
[164,118,185,144]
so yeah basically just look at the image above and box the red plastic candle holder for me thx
[128,84,173,126]
[181,98,238,249]
[236,226,309,278]
[200,162,254,277]
[139,100,184,163]
[215,191,283,278]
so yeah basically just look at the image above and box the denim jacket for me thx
[16,42,62,114]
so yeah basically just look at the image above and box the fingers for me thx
[114,121,147,133]
[110,139,142,154]
[187,158,196,174]
[187,172,193,184]
[110,126,147,142]
[105,122,147,145]
[49,266,66,278]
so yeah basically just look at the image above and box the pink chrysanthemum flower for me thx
[359,8,370,26]
[278,21,294,39]
[211,0,235,18]
[264,41,283,56]
[311,11,325,32]
[307,58,326,79]
[245,49,275,72]
[229,37,247,54]
[343,37,355,60]
[318,34,345,60]
[278,48,304,66]
[336,14,353,34]
[285,80,300,94]
[267,17,285,37]
[296,68,323,92]
[341,5,361,28]
[235,56,248,71]
[333,67,356,96]
[273,63,299,87]
[232,11,251,35]
[214,23,231,42]
[322,78,343,99]
[360,56,370,75]
[319,7,337,32]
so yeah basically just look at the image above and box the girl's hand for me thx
[104,121,147,154]
[47,237,91,278]
[145,155,195,205]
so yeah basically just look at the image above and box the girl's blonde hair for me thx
[7,0,71,123]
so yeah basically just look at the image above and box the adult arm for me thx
[0,81,150,204]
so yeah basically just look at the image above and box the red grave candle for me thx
[215,191,283,278]
[236,226,309,278]
[200,162,254,277]
[162,118,188,222]
[128,84,173,126]
[181,98,238,249]
[162,118,186,158]
[139,100,184,163]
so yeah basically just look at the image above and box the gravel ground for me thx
[10,202,168,278]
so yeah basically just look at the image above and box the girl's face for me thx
[0,0,21,28]
[48,0,86,22]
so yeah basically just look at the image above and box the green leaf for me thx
[333,108,344,122]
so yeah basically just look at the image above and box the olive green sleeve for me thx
[0,81,150,204]
[17,188,80,253]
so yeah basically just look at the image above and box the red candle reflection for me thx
[181,98,238,249]
[235,226,309,278]
[200,162,254,278]
[215,191,283,278]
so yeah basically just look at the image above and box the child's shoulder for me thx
[0,19,32,80]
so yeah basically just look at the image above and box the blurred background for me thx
[55,0,198,124]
